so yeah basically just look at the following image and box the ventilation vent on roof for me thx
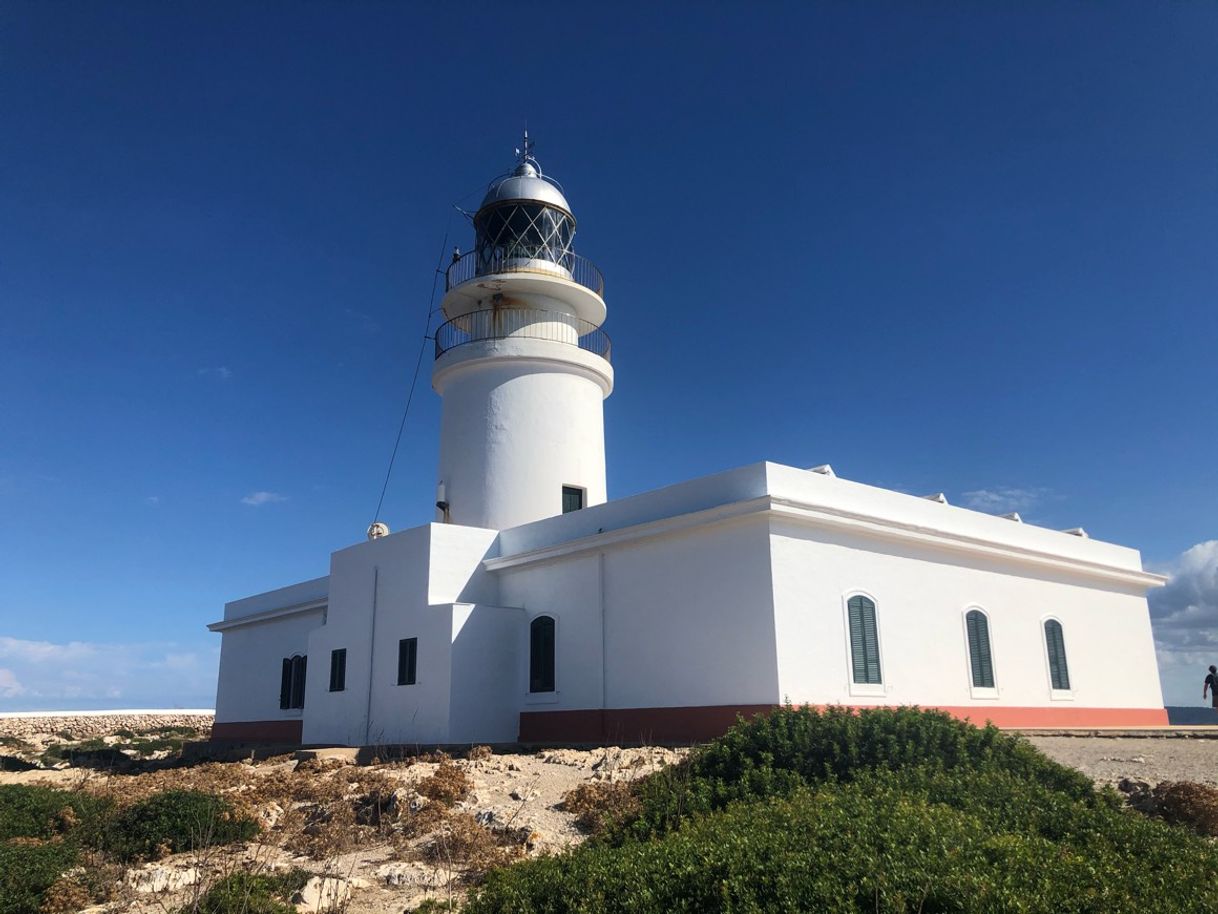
[809,464,836,477]
[1062,527,1089,538]
[922,492,949,504]
[1001,512,1023,522]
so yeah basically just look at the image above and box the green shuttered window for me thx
[1044,619,1071,690]
[965,610,995,689]
[847,595,882,685]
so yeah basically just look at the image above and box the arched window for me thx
[1044,620,1070,691]
[847,595,882,685]
[529,616,556,693]
[279,654,307,710]
[965,610,995,689]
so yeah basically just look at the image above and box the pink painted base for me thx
[211,719,303,743]
[518,703,1170,744]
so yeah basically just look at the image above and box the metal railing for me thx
[434,308,612,363]
[445,250,605,297]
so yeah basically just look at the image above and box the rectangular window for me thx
[562,485,585,514]
[398,637,418,686]
[329,648,347,692]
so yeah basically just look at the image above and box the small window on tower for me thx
[562,486,585,514]
[329,648,347,692]
[398,638,418,686]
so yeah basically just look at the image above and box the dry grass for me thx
[560,781,641,835]
[419,812,525,873]
[1148,781,1218,837]
[416,761,471,806]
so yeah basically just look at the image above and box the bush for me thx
[107,790,258,862]
[468,774,1218,914]
[0,839,79,914]
[1144,780,1218,836]
[617,704,1098,841]
[561,782,640,836]
[465,708,1218,913]
[417,760,472,806]
[184,869,310,914]
[0,785,109,842]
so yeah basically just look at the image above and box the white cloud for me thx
[241,491,288,507]
[198,366,233,381]
[145,496,160,506]
[1149,540,1218,705]
[0,637,217,710]
[0,668,25,697]
[960,486,1050,514]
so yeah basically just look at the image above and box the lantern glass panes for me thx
[475,202,575,275]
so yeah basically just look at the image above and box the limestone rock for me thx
[126,864,200,894]
[292,875,351,912]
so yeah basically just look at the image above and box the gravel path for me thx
[1028,735,1218,787]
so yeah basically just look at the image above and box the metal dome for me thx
[479,160,573,216]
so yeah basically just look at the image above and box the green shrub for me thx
[468,776,1218,914]
[617,705,1098,841]
[184,869,310,914]
[0,785,110,842]
[107,790,258,862]
[0,839,80,914]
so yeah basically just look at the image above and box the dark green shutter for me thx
[966,610,995,688]
[279,658,292,709]
[848,596,882,685]
[530,617,555,693]
[1045,620,1070,690]
[398,638,418,686]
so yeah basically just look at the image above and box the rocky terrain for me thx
[2,713,1216,913]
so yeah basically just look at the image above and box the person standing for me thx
[1205,665,1218,710]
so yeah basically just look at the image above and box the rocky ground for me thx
[2,714,1216,913]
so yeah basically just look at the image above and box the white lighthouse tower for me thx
[432,135,613,530]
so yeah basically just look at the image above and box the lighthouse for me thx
[433,135,613,530]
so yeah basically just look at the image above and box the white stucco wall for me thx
[433,338,612,531]
[212,602,327,726]
[302,523,502,746]
[497,515,780,714]
[769,519,1164,712]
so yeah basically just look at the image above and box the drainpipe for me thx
[363,566,379,747]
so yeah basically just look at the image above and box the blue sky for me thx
[2,2,1216,710]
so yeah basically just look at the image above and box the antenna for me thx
[515,128,539,171]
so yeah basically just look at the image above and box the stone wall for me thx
[0,711,213,742]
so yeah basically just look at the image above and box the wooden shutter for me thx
[291,655,307,709]
[530,617,555,693]
[329,649,346,692]
[398,638,418,686]
[848,596,881,685]
[1045,620,1070,690]
[966,611,995,688]
[279,658,292,709]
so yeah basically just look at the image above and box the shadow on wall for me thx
[1166,706,1218,726]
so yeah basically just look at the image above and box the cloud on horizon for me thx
[241,491,288,507]
[197,366,233,381]
[0,637,217,711]
[1149,540,1218,705]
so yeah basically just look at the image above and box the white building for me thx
[209,141,1168,746]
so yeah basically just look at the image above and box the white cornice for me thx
[207,598,327,633]
[484,495,1166,591]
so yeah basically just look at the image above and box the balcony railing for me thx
[434,308,611,363]
[445,250,604,297]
